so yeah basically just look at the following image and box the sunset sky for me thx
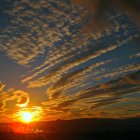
[0,0,140,123]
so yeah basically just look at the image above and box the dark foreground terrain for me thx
[0,131,140,140]
[0,118,140,140]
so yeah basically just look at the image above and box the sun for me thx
[16,107,43,123]
[21,112,32,123]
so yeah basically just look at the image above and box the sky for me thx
[0,0,140,123]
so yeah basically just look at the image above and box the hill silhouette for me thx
[0,118,140,140]
[31,118,140,132]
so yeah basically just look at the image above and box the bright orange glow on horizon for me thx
[10,122,31,133]
[11,108,43,133]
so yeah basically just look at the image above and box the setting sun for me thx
[21,112,32,123]
[15,107,43,123]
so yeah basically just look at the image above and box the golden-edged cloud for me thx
[41,71,140,119]
[0,82,29,111]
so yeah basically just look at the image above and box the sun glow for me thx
[21,112,32,123]
[15,106,43,124]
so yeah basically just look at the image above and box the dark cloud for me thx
[49,71,140,111]
[72,0,140,32]
[90,98,118,109]
[119,72,140,85]
[116,0,140,27]
[55,99,77,109]
[51,69,84,89]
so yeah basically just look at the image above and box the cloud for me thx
[0,82,5,92]
[0,82,30,111]
[16,96,29,108]
[116,0,140,27]
[72,0,112,32]
[32,61,140,102]
[94,63,140,81]
[26,35,136,88]
[0,0,137,74]
[72,0,140,32]
[130,52,140,59]
[42,71,140,119]
[0,0,75,65]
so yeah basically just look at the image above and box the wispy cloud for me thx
[0,82,5,91]
[41,71,140,119]
[24,34,137,88]
[0,82,29,112]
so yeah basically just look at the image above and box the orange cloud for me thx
[0,82,30,110]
